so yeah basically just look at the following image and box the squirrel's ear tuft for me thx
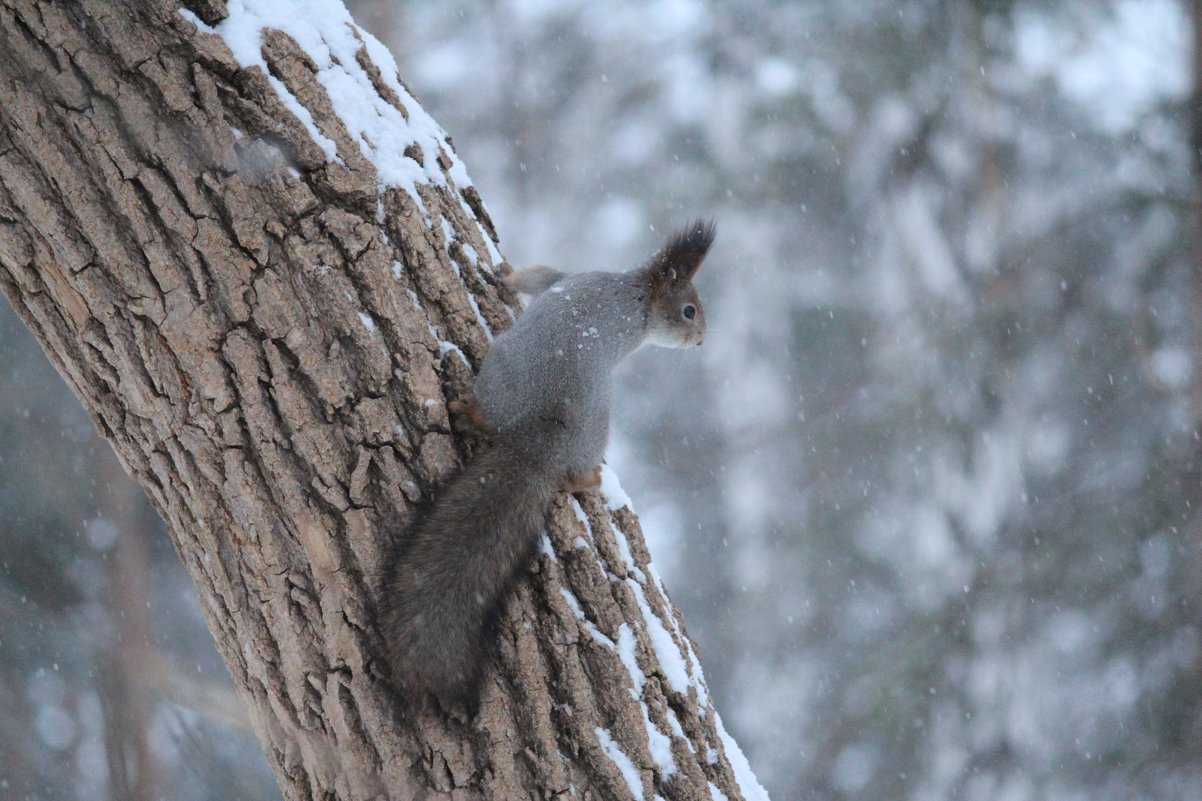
[647,219,716,287]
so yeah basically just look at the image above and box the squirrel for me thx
[381,219,716,706]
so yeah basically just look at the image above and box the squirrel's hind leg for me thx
[448,395,493,436]
[563,465,602,495]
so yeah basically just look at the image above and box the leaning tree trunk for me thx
[0,2,766,800]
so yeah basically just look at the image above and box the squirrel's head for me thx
[641,219,715,349]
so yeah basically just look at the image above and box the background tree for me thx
[0,1,766,799]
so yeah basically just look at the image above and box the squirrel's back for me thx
[475,271,649,478]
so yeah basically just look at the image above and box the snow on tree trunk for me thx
[0,1,768,799]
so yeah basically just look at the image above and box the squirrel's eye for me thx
[682,304,696,320]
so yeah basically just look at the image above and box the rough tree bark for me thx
[0,1,764,800]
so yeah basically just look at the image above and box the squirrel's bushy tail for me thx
[381,440,559,705]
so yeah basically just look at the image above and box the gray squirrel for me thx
[381,220,715,706]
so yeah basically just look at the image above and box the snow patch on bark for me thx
[180,0,475,215]
[627,579,688,696]
[715,711,771,801]
[596,726,645,800]
[600,462,634,511]
[615,624,677,778]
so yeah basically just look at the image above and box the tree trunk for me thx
[0,2,765,799]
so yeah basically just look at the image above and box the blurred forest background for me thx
[3,1,1201,799]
